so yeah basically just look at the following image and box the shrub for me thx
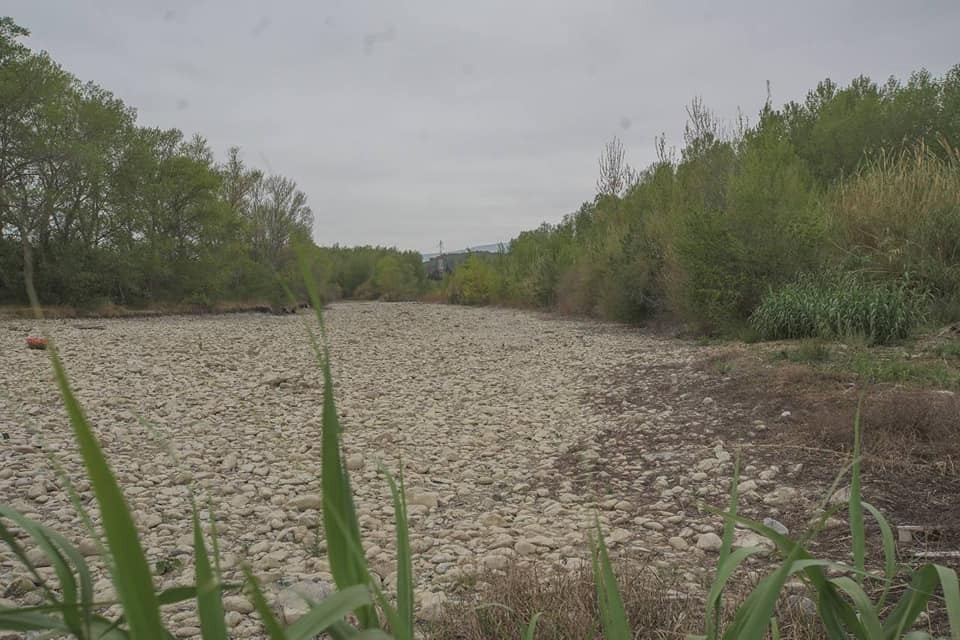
[371,255,421,301]
[671,118,824,330]
[447,255,499,305]
[828,143,960,324]
[750,272,927,344]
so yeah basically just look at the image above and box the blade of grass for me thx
[383,466,414,640]
[241,566,285,640]
[850,399,865,586]
[590,519,631,640]
[45,348,164,638]
[705,451,741,639]
[882,564,943,640]
[522,612,543,640]
[191,502,228,640]
[862,501,897,608]
[0,608,70,632]
[24,254,162,637]
[294,250,377,628]
[933,565,960,640]
[157,586,199,606]
[285,584,375,640]
[830,577,883,639]
[0,515,60,605]
[706,507,863,638]
[0,506,91,636]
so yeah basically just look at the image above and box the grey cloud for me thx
[7,0,959,252]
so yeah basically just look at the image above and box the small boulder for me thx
[277,580,334,624]
[763,517,789,536]
[696,533,723,551]
[289,494,323,511]
[668,536,689,551]
[418,591,448,622]
[763,487,799,508]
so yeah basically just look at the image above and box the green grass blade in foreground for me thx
[521,612,542,640]
[829,577,882,638]
[936,565,960,640]
[0,505,95,636]
[45,348,165,638]
[862,501,897,608]
[296,248,378,629]
[383,466,414,640]
[242,566,285,640]
[705,506,862,638]
[721,551,815,640]
[0,608,70,633]
[590,519,631,640]
[881,564,954,640]
[705,452,741,639]
[850,400,866,585]
[192,503,228,640]
[285,584,376,640]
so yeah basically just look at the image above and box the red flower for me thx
[26,337,48,350]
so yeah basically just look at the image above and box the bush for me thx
[828,143,960,324]
[750,272,927,344]
[447,255,499,305]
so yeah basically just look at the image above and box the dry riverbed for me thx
[0,302,933,637]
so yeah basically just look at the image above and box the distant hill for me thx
[421,242,506,261]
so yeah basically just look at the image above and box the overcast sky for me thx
[7,1,959,252]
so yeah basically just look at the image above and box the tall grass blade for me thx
[296,247,377,628]
[590,519,631,640]
[934,565,960,640]
[522,612,543,640]
[829,577,882,638]
[882,564,944,639]
[44,347,164,638]
[285,584,375,640]
[850,400,866,585]
[0,609,70,633]
[383,466,414,639]
[705,452,741,638]
[862,501,897,608]
[0,506,95,636]
[191,503,228,639]
[242,566,285,640]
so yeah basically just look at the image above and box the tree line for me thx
[0,18,425,309]
[447,64,960,338]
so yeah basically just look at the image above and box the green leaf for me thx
[383,466,414,640]
[862,501,897,608]
[296,247,377,629]
[590,519,631,640]
[705,452,741,639]
[192,504,228,640]
[849,399,865,586]
[0,505,94,637]
[286,584,374,640]
[241,566,285,640]
[882,564,940,640]
[522,612,543,640]
[933,565,960,640]
[46,345,165,638]
[0,608,70,632]
[157,586,199,606]
[829,577,881,639]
